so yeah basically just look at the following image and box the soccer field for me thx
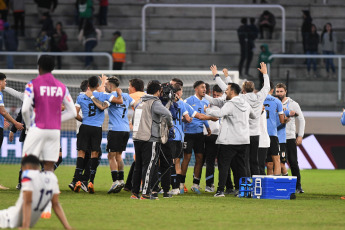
[0,165,344,230]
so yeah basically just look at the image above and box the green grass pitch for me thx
[1,165,345,230]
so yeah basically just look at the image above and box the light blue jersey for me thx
[173,100,189,141]
[184,95,209,134]
[277,102,291,143]
[0,92,4,128]
[264,94,283,137]
[108,92,134,132]
[76,91,113,127]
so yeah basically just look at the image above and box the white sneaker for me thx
[107,181,119,194]
[191,184,201,194]
[169,188,180,195]
[205,185,215,192]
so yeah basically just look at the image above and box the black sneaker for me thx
[68,182,75,191]
[214,191,225,197]
[224,188,234,195]
[296,187,304,194]
[163,192,172,198]
[16,183,21,190]
[151,192,159,200]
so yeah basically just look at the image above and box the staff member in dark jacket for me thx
[306,24,319,77]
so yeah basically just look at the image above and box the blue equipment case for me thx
[238,176,297,200]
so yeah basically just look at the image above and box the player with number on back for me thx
[105,76,135,194]
[72,76,123,194]
[0,155,72,229]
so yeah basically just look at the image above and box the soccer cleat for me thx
[224,188,235,195]
[140,194,150,200]
[163,192,172,198]
[205,185,215,193]
[88,182,95,194]
[81,181,88,193]
[191,184,201,194]
[41,212,51,219]
[169,188,180,195]
[16,183,21,190]
[108,181,119,194]
[74,181,81,193]
[68,182,75,191]
[214,191,225,197]
[341,196,345,200]
[184,184,188,193]
[130,193,140,199]
[113,182,125,194]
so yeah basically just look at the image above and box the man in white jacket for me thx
[210,63,270,177]
[275,83,305,193]
[206,83,256,197]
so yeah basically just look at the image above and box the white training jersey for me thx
[3,170,60,228]
[259,110,270,148]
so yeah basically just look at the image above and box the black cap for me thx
[113,31,121,36]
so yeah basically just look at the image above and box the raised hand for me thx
[257,62,267,74]
[222,68,229,77]
[210,64,218,76]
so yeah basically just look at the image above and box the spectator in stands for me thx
[9,0,25,37]
[51,22,68,69]
[34,0,58,22]
[112,31,126,70]
[3,22,18,68]
[321,22,337,78]
[0,0,8,21]
[258,10,275,39]
[98,0,108,26]
[78,0,93,31]
[78,19,101,69]
[306,24,319,78]
[35,30,50,52]
[301,10,312,54]
[247,17,259,77]
[237,18,248,77]
[257,44,272,89]
[41,12,54,36]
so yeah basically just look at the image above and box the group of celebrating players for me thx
[0,54,306,228]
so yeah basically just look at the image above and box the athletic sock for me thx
[118,171,124,181]
[193,176,200,185]
[111,171,118,182]
[54,156,63,171]
[89,158,99,183]
[180,175,186,184]
[171,174,177,189]
[75,157,85,182]
[283,173,288,176]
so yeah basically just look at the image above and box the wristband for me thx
[90,95,95,100]
[213,74,219,80]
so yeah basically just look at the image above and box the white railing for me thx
[142,4,286,53]
[267,54,344,100]
[0,52,113,70]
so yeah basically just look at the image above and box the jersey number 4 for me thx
[34,189,53,212]
[88,103,96,117]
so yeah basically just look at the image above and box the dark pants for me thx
[125,161,135,190]
[132,141,158,195]
[225,168,234,190]
[323,50,335,73]
[249,135,260,176]
[259,24,274,39]
[238,42,247,76]
[85,40,97,67]
[13,11,25,36]
[98,6,108,25]
[306,50,317,72]
[113,62,123,70]
[153,142,173,193]
[205,135,218,186]
[286,139,302,188]
[245,48,254,75]
[217,144,248,192]
[258,147,268,175]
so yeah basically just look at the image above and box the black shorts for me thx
[279,143,287,164]
[184,133,205,154]
[78,124,102,153]
[168,141,183,159]
[267,136,280,156]
[107,131,130,152]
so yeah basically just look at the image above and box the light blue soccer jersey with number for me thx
[108,92,134,132]
[75,92,113,127]
[264,94,283,137]
[184,95,209,134]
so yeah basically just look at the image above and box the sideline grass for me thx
[1,164,345,229]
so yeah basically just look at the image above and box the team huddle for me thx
[0,55,305,228]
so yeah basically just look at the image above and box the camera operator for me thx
[131,80,173,200]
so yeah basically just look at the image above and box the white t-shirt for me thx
[259,110,270,148]
[0,170,60,228]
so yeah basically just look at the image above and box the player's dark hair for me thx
[21,155,41,168]
[88,76,99,88]
[205,83,210,95]
[213,85,222,93]
[193,80,205,89]
[173,83,182,92]
[230,83,241,95]
[37,55,55,73]
[129,78,144,92]
[108,76,120,87]
[79,80,88,92]
[241,17,247,24]
[0,73,6,81]
[147,80,161,95]
[171,78,183,87]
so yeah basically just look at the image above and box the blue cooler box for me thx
[251,175,297,200]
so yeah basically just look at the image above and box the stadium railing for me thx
[0,52,113,70]
[141,4,286,53]
[268,54,345,100]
